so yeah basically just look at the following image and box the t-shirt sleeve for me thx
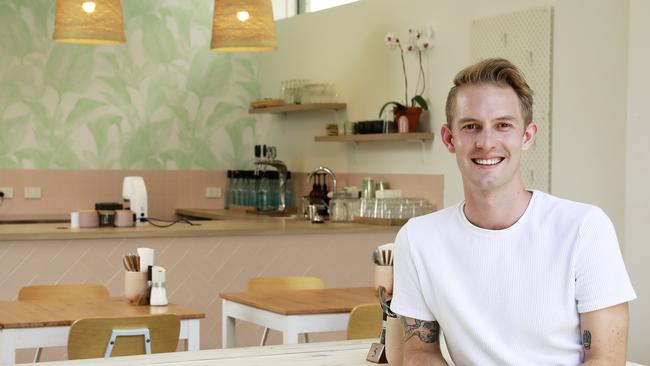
[574,208,636,313]
[390,224,436,321]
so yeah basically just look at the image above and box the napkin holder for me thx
[367,286,392,364]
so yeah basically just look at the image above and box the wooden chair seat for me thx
[247,276,325,345]
[246,276,325,293]
[67,314,180,360]
[18,284,109,301]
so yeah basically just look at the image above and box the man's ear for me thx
[522,121,538,150]
[441,124,456,153]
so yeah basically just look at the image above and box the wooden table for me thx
[0,298,205,365]
[37,339,375,365]
[220,287,377,347]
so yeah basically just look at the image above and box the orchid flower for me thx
[382,27,434,112]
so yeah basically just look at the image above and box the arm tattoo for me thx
[582,330,592,350]
[401,317,440,344]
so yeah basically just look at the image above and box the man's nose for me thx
[475,128,495,149]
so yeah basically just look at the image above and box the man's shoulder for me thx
[532,190,606,223]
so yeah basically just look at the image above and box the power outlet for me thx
[205,187,222,198]
[24,186,42,199]
[0,187,14,199]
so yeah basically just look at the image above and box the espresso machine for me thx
[304,167,337,222]
[122,176,148,226]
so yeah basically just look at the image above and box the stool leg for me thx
[260,327,270,346]
[34,348,43,363]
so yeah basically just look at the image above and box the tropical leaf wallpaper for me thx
[0,0,261,169]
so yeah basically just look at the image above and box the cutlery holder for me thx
[374,265,393,294]
[124,271,148,305]
[114,210,135,227]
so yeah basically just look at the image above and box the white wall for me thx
[259,0,628,224]
[259,0,648,361]
[625,0,650,362]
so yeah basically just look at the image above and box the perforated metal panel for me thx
[472,6,553,192]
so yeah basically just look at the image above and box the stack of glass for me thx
[303,83,338,104]
[280,79,308,104]
[358,198,434,220]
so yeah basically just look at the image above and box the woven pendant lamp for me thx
[211,0,277,52]
[53,0,126,44]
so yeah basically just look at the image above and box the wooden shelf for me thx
[314,132,434,143]
[249,103,346,114]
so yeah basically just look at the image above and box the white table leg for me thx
[186,319,201,351]
[282,319,300,345]
[222,300,236,348]
[0,329,17,365]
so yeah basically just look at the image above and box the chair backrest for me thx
[247,276,325,293]
[347,303,383,340]
[18,284,109,301]
[67,314,180,360]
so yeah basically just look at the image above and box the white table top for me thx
[37,339,376,366]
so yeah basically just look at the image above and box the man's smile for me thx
[472,157,504,166]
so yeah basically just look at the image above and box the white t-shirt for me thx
[391,190,636,366]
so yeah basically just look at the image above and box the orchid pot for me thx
[380,28,433,133]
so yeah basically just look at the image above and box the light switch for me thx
[206,187,222,198]
[0,186,14,199]
[24,187,42,199]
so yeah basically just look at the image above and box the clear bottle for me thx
[268,171,279,210]
[232,171,242,206]
[249,171,260,208]
[225,170,232,209]
[240,171,249,206]
[257,171,270,211]
[285,171,294,208]
[247,170,257,207]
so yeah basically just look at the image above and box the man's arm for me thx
[580,302,629,366]
[401,316,448,366]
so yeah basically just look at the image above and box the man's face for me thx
[441,84,537,194]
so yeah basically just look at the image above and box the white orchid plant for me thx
[379,28,434,118]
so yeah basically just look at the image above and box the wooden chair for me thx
[18,284,110,362]
[18,284,109,301]
[247,276,325,345]
[67,314,180,360]
[346,303,383,340]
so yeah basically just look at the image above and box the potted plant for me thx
[379,28,433,132]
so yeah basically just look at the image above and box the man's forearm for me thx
[404,351,449,366]
[581,360,612,366]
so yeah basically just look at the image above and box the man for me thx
[391,58,636,365]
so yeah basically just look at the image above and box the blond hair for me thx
[445,58,534,126]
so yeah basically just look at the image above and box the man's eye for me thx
[497,122,512,129]
[462,124,477,130]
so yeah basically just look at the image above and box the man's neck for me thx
[462,184,533,230]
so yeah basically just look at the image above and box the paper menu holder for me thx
[366,343,388,363]
[137,247,154,272]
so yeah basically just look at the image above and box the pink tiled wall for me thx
[2,231,397,363]
[0,170,226,221]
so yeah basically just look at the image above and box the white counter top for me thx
[38,339,375,366]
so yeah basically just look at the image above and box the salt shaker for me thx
[149,266,168,306]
